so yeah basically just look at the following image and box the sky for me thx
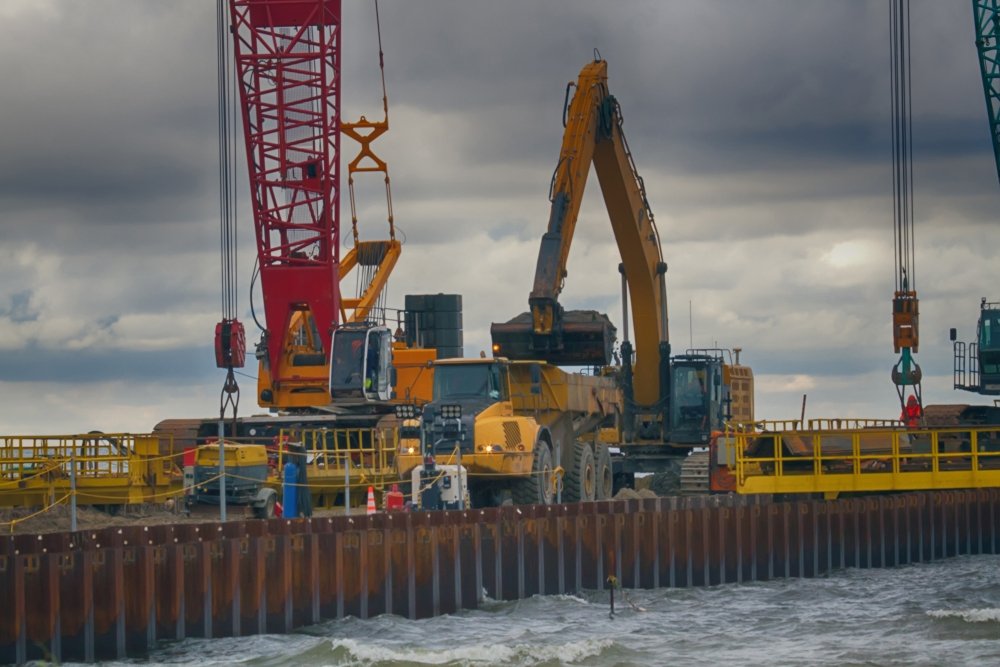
[0,0,996,435]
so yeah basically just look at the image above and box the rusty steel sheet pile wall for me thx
[1,490,998,664]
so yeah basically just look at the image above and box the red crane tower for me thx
[226,0,343,407]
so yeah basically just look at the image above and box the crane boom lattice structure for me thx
[950,3,1000,395]
[229,0,342,390]
[973,0,1000,185]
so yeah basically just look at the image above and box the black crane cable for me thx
[890,0,916,295]
[217,0,238,324]
[344,0,392,324]
[217,0,240,419]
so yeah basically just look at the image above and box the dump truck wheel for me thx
[594,443,613,500]
[512,439,554,506]
[253,490,277,519]
[564,442,596,502]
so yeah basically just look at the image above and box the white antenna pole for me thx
[688,300,693,349]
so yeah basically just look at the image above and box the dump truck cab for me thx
[422,358,512,453]
[397,357,619,506]
[397,357,550,507]
[399,358,527,460]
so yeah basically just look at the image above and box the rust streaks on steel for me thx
[0,490,998,664]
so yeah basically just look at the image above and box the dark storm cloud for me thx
[373,0,992,242]
[0,344,217,384]
[0,2,218,233]
[0,147,208,220]
[1,0,995,431]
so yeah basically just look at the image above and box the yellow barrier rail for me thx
[0,433,180,506]
[730,423,1000,495]
[277,426,402,507]
[737,418,903,433]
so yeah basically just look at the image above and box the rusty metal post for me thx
[661,499,677,586]
[677,497,691,578]
[473,514,486,605]
[251,535,267,634]
[555,506,567,594]
[457,512,479,611]
[227,539,241,637]
[14,554,26,665]
[45,553,61,663]
[749,502,761,581]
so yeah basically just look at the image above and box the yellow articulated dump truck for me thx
[396,357,620,507]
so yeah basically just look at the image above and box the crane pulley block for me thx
[215,318,247,369]
[892,290,919,353]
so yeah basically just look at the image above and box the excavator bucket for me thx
[490,310,616,366]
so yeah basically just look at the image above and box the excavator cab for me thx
[329,324,393,401]
[953,299,1000,395]
[669,354,727,444]
[976,304,1000,392]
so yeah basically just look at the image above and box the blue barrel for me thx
[283,461,299,519]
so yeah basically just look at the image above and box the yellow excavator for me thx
[491,55,754,495]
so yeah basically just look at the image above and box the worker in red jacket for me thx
[901,395,922,428]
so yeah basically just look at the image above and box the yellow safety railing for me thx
[0,433,181,505]
[738,418,903,433]
[277,426,402,499]
[729,423,1000,495]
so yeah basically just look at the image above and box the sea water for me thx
[97,554,999,666]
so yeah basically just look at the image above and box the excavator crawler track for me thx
[679,450,711,496]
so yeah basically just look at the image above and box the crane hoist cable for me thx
[342,0,396,324]
[889,0,922,412]
[215,0,242,426]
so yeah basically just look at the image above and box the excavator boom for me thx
[491,57,667,407]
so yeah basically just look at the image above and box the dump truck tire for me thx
[512,439,554,506]
[253,489,277,519]
[563,442,596,502]
[594,443,613,500]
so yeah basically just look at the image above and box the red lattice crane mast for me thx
[226,0,342,407]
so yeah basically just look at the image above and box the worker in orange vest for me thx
[900,395,922,428]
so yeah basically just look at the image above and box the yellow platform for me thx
[0,433,180,507]
[726,420,1000,495]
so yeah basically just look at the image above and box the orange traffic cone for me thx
[366,486,376,515]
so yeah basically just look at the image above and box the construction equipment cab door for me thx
[669,357,725,445]
[979,306,1000,391]
[329,325,393,401]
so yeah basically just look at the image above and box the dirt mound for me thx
[613,487,640,501]
[0,503,230,535]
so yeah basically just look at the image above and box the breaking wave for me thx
[328,636,615,665]
[926,608,1000,624]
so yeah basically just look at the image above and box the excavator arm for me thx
[527,59,614,338]
[492,57,668,408]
